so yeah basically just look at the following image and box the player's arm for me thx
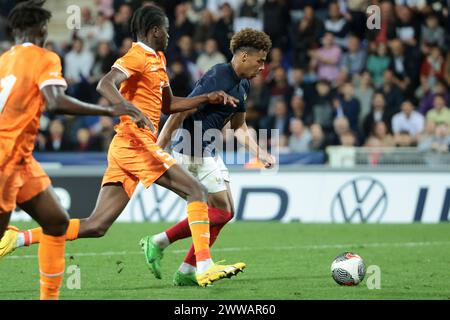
[157,110,195,149]
[96,68,154,130]
[161,86,238,115]
[230,112,276,168]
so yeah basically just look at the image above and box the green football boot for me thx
[173,270,198,286]
[139,236,164,279]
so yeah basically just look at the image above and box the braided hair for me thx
[8,0,51,32]
[130,5,167,41]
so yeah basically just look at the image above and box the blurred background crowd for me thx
[0,0,449,155]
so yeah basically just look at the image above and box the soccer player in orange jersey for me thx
[0,0,150,299]
[2,5,245,287]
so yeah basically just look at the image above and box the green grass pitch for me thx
[1,222,450,300]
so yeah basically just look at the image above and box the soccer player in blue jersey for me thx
[140,28,276,286]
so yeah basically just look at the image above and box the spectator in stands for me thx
[289,67,315,105]
[192,9,216,51]
[290,94,312,125]
[309,123,326,151]
[388,39,419,97]
[74,7,96,50]
[365,121,395,148]
[93,11,115,45]
[260,98,290,141]
[391,5,421,48]
[170,2,195,46]
[354,71,374,131]
[113,4,132,49]
[288,118,312,152]
[333,82,360,134]
[118,37,132,57]
[309,32,342,85]
[339,130,357,147]
[311,80,335,134]
[366,0,396,44]
[74,128,101,152]
[392,100,425,145]
[418,79,450,115]
[291,5,323,69]
[263,0,290,50]
[46,119,72,152]
[90,41,117,85]
[340,35,366,76]
[366,42,391,88]
[95,0,114,19]
[196,38,226,75]
[420,45,446,89]
[323,1,350,48]
[262,47,291,81]
[64,38,94,85]
[248,74,270,115]
[421,13,445,52]
[426,95,450,126]
[381,69,404,115]
[213,3,235,60]
[418,123,450,153]
[168,60,193,97]
[64,38,94,101]
[362,92,392,141]
[268,66,293,106]
[329,116,352,146]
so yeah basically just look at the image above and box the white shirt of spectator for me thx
[64,49,94,83]
[392,110,425,137]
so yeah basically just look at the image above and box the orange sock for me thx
[39,234,66,300]
[23,219,80,245]
[187,201,211,262]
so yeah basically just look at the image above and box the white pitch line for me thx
[5,240,450,260]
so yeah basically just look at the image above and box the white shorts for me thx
[173,152,230,193]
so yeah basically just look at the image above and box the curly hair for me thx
[230,28,272,54]
[8,0,51,31]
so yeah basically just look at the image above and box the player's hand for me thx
[259,153,276,169]
[112,101,155,132]
[207,91,239,107]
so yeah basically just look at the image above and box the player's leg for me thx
[14,182,131,247]
[18,186,69,300]
[175,183,235,286]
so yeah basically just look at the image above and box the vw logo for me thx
[331,177,388,223]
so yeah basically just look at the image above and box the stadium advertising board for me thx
[11,171,450,223]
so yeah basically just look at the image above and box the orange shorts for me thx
[102,131,176,198]
[0,157,51,213]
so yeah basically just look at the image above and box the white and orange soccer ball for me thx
[331,252,366,286]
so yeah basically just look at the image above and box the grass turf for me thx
[1,222,449,300]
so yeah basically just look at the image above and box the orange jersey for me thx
[112,42,169,139]
[0,43,67,166]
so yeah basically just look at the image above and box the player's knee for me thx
[41,215,69,236]
[190,182,208,202]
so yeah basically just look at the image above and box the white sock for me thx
[152,232,170,249]
[197,258,213,274]
[179,262,197,274]
[16,232,25,247]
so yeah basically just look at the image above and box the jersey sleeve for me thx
[159,52,170,87]
[36,51,67,90]
[112,48,145,78]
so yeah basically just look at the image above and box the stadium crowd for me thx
[0,0,449,154]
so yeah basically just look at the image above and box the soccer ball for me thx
[331,252,366,286]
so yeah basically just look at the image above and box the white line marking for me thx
[5,241,450,260]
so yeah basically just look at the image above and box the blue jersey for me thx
[172,63,250,157]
